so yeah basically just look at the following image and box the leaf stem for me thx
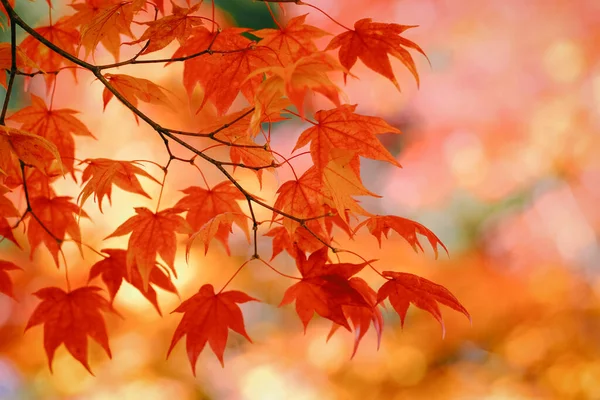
[218,259,252,293]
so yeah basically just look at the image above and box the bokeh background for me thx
[1,0,600,399]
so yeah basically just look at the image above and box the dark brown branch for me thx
[0,18,17,124]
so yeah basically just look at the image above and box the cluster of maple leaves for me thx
[0,0,469,374]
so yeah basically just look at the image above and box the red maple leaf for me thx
[279,246,370,331]
[356,215,448,258]
[377,271,470,337]
[185,213,249,257]
[293,104,401,175]
[127,1,204,54]
[70,0,139,61]
[167,283,257,373]
[19,17,80,91]
[78,158,160,212]
[327,277,383,358]
[0,125,63,173]
[9,94,94,175]
[0,260,21,299]
[105,207,191,289]
[102,73,173,113]
[253,14,330,65]
[273,166,328,235]
[27,196,88,265]
[251,52,344,118]
[174,27,277,115]
[88,248,178,315]
[0,42,39,88]
[0,184,20,247]
[326,18,426,90]
[199,108,276,183]
[175,182,249,254]
[25,286,116,374]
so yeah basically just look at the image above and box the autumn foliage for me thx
[0,0,470,374]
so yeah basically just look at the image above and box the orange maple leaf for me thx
[175,182,249,254]
[167,283,257,373]
[174,27,277,115]
[327,277,383,358]
[377,271,470,337]
[102,73,173,113]
[25,286,116,374]
[0,260,21,299]
[293,104,401,175]
[78,158,160,212]
[127,1,204,54]
[72,0,138,61]
[0,125,63,173]
[326,18,427,90]
[273,166,328,235]
[9,94,94,175]
[200,108,276,182]
[0,0,14,29]
[19,17,80,91]
[321,149,379,221]
[105,207,191,290]
[27,196,87,265]
[253,14,330,65]
[279,246,369,331]
[0,42,39,88]
[0,184,19,247]
[185,213,248,257]
[88,248,178,315]
[265,222,329,260]
[355,215,448,258]
[251,52,344,118]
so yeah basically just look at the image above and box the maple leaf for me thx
[326,18,426,90]
[293,104,401,175]
[19,16,80,91]
[265,222,328,260]
[201,108,276,182]
[321,149,379,221]
[25,286,116,374]
[175,182,249,254]
[127,1,204,54]
[0,260,21,299]
[72,0,138,61]
[102,73,173,112]
[0,184,19,247]
[253,14,330,65]
[0,42,40,88]
[273,165,328,235]
[78,158,160,212]
[0,0,14,29]
[185,213,248,257]
[355,215,448,258]
[167,283,257,373]
[9,94,94,175]
[279,246,370,331]
[105,207,191,290]
[377,271,470,337]
[251,52,345,118]
[174,27,277,115]
[88,248,177,315]
[0,125,63,173]
[327,277,383,358]
[27,196,87,265]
